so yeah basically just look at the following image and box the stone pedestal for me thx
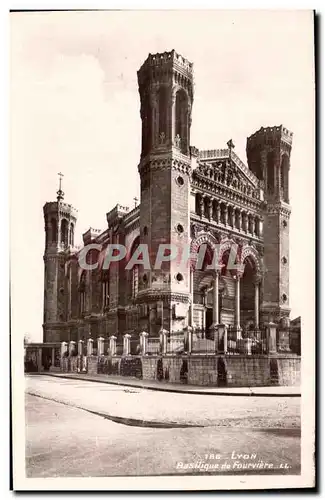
[97,337,105,356]
[159,328,168,354]
[78,340,84,356]
[266,322,277,354]
[183,326,193,354]
[69,341,76,356]
[87,338,93,356]
[109,335,117,356]
[61,341,68,357]
[123,334,131,356]
[139,331,149,355]
[215,324,228,354]
[51,347,55,368]
[277,329,291,352]
[38,347,43,372]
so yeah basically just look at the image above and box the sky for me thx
[10,10,315,341]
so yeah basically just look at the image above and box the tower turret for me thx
[137,50,194,333]
[43,174,78,341]
[246,126,293,323]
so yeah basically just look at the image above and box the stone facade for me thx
[42,50,293,345]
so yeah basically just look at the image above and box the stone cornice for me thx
[266,202,291,217]
[135,290,190,304]
[138,152,191,176]
[190,214,264,243]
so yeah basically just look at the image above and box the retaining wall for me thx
[59,353,300,387]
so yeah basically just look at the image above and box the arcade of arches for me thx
[189,242,261,335]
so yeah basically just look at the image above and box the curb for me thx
[39,373,301,397]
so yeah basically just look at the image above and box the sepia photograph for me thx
[10,8,315,491]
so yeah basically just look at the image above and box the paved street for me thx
[25,375,300,477]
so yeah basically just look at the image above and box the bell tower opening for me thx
[158,86,168,140]
[175,88,189,154]
[267,151,275,194]
[280,154,289,203]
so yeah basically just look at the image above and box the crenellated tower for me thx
[137,50,194,334]
[43,174,77,342]
[246,125,293,323]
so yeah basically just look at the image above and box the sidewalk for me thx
[41,371,300,397]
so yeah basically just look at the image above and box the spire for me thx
[57,172,64,202]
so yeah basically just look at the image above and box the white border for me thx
[5,1,318,494]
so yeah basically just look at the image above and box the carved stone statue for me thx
[159,131,166,144]
[175,134,181,148]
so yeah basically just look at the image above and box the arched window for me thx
[128,237,140,299]
[69,223,74,246]
[60,219,68,247]
[267,152,275,194]
[203,197,209,219]
[280,155,289,203]
[195,193,201,215]
[175,89,189,154]
[240,257,258,329]
[220,203,227,225]
[141,90,152,157]
[235,209,241,230]
[101,270,110,311]
[159,86,168,138]
[79,271,87,316]
[51,218,57,243]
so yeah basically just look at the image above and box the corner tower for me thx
[246,125,293,323]
[43,174,77,342]
[137,50,194,334]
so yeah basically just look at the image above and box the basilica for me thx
[43,50,292,344]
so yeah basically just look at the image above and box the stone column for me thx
[123,334,131,356]
[61,341,68,357]
[254,276,261,329]
[234,273,242,338]
[97,337,105,356]
[266,322,277,354]
[202,293,206,336]
[189,267,194,327]
[69,340,76,356]
[109,335,117,356]
[212,270,220,325]
[208,197,213,221]
[51,347,55,368]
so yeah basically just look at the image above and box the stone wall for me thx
[224,356,271,387]
[188,356,218,385]
[87,356,98,375]
[58,353,300,388]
